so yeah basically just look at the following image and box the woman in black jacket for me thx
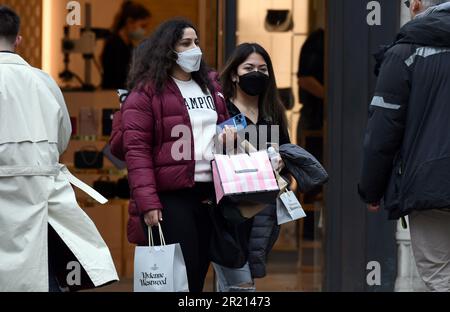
[213,43,290,291]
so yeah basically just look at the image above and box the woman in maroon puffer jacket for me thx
[110,19,231,292]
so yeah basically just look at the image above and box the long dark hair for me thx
[221,43,289,135]
[112,1,151,34]
[127,18,212,93]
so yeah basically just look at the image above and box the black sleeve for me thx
[358,51,410,204]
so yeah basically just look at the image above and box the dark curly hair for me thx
[127,18,212,93]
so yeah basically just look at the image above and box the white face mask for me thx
[176,47,203,73]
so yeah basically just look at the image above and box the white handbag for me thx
[277,190,307,225]
[134,224,189,292]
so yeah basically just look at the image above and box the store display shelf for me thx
[70,135,111,142]
[67,166,127,176]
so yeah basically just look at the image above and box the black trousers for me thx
[151,183,215,292]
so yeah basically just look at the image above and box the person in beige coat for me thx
[0,6,118,292]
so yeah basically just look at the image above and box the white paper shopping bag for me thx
[134,224,189,292]
[277,190,307,225]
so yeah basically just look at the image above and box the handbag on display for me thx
[70,117,78,136]
[264,9,294,32]
[74,147,104,169]
[102,108,120,136]
[93,176,117,199]
[116,176,130,199]
[79,107,99,137]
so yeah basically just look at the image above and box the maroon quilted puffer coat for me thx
[110,73,229,245]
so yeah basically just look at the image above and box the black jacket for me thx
[280,144,329,194]
[359,6,450,220]
[226,100,290,278]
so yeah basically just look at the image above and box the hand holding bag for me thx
[134,224,189,292]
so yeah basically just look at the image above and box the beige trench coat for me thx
[0,52,118,292]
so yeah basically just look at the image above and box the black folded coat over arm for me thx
[279,144,329,194]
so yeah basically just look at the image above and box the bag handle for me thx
[148,223,166,247]
[241,140,288,191]
[78,146,101,166]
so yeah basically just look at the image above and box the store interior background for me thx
[3,0,327,291]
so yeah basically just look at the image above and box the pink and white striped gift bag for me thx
[212,151,279,204]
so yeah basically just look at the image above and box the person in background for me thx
[115,18,232,292]
[359,0,450,292]
[296,28,324,136]
[101,1,151,89]
[296,28,325,240]
[213,43,290,292]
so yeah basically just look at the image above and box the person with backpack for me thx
[109,19,232,292]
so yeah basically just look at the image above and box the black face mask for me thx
[238,71,269,96]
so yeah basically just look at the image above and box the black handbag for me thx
[102,109,120,136]
[70,117,77,136]
[93,176,117,199]
[265,9,294,32]
[208,201,252,269]
[74,147,104,169]
[116,176,130,199]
